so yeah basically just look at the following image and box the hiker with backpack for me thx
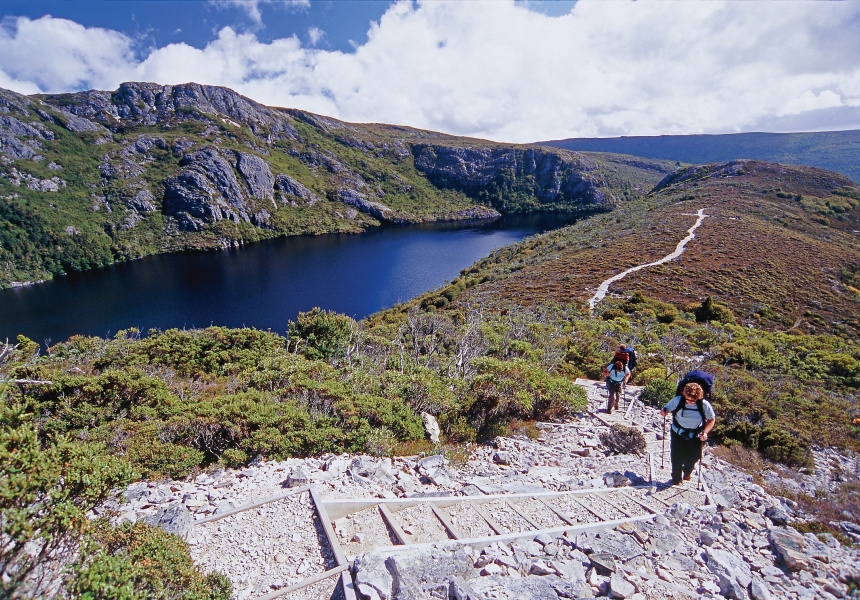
[603,360,630,414]
[660,373,716,485]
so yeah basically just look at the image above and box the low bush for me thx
[640,378,676,407]
[600,424,646,455]
[69,522,232,600]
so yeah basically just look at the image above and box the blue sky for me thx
[1,1,858,142]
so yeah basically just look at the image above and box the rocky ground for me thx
[106,380,860,600]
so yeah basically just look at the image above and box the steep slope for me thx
[540,129,860,183]
[439,160,860,335]
[0,82,675,287]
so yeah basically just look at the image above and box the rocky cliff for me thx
[0,82,676,287]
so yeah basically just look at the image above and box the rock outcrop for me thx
[412,144,610,210]
[164,147,272,230]
[41,82,300,139]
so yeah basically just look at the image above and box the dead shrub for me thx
[599,424,646,455]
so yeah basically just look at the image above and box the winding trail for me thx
[588,208,708,311]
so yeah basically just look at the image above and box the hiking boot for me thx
[683,474,692,481]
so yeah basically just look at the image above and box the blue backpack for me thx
[675,369,714,400]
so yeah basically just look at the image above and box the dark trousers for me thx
[670,430,702,483]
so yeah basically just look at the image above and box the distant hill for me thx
[443,159,860,335]
[540,130,860,183]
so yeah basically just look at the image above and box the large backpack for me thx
[675,369,714,400]
[625,347,638,370]
[612,350,630,366]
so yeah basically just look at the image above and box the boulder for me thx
[764,504,790,526]
[275,173,321,205]
[492,451,512,465]
[286,466,310,488]
[589,553,617,575]
[769,527,811,572]
[421,412,441,444]
[705,547,752,599]
[603,472,631,487]
[609,574,636,599]
[143,504,192,538]
[417,455,447,472]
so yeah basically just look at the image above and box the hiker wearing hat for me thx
[660,382,716,485]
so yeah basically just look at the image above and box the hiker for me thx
[624,343,637,372]
[660,382,715,485]
[604,360,630,414]
[611,344,630,368]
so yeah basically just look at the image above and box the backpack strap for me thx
[672,398,707,434]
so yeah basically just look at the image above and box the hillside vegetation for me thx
[3,158,860,595]
[0,83,674,288]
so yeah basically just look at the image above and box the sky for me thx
[0,0,859,143]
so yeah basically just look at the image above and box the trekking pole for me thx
[661,416,667,469]
[698,441,706,491]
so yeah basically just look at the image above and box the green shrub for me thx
[0,403,135,598]
[694,296,736,325]
[219,448,248,468]
[288,308,354,361]
[640,378,676,407]
[69,522,232,600]
[601,308,626,321]
[125,437,205,480]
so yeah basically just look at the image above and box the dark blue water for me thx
[0,214,576,345]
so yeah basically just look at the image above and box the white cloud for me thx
[307,26,324,46]
[1,2,860,142]
[212,0,311,26]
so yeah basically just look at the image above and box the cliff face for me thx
[0,82,676,286]
[412,144,609,211]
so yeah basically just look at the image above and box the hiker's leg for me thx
[680,438,700,480]
[670,432,683,484]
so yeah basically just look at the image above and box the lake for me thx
[0,214,576,346]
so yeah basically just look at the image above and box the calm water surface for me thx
[0,214,576,345]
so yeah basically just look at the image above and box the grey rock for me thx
[706,547,752,598]
[417,455,447,471]
[325,456,349,475]
[427,466,457,487]
[511,540,543,557]
[764,504,790,526]
[712,486,738,509]
[548,559,586,583]
[471,574,568,600]
[286,467,310,488]
[354,552,393,600]
[603,472,631,487]
[530,559,555,576]
[448,577,484,600]
[769,527,811,572]
[125,482,149,502]
[143,504,192,538]
[534,533,554,546]
[338,188,397,222]
[589,553,617,575]
[839,520,860,535]
[579,530,644,561]
[374,463,398,486]
[42,82,298,138]
[749,574,775,600]
[385,556,427,600]
[422,412,440,445]
[236,152,274,200]
[699,530,719,546]
[666,502,693,520]
[164,147,255,229]
[492,451,512,465]
[609,574,636,599]
[350,455,378,477]
[274,173,320,205]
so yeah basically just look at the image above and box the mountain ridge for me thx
[539,129,860,183]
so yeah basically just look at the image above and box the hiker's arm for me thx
[699,418,715,441]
